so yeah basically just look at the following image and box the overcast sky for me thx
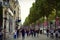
[18,0,35,24]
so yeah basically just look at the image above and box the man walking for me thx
[46,29,49,37]
[21,28,25,40]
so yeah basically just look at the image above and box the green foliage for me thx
[48,9,56,21]
[23,0,60,25]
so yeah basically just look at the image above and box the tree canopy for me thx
[23,0,60,26]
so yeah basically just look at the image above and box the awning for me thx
[16,20,21,22]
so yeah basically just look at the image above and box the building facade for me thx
[14,0,21,30]
[2,0,21,39]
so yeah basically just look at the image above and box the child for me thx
[14,30,17,40]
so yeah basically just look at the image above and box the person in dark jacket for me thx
[46,29,49,37]
[17,29,20,38]
[26,30,29,36]
[21,28,25,40]
[31,29,34,37]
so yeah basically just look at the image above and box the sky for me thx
[18,0,35,24]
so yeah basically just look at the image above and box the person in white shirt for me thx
[55,29,59,38]
[50,29,54,38]
[14,30,17,40]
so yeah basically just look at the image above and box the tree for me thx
[23,17,30,26]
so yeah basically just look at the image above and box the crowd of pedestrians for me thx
[13,25,60,40]
[13,25,43,40]
[46,28,60,39]
[0,25,60,40]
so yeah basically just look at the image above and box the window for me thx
[0,2,2,7]
[14,11,16,14]
[3,0,9,6]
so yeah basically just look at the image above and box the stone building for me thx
[2,0,21,39]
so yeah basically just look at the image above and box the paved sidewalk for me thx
[7,34,60,40]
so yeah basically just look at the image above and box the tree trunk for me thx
[43,16,44,34]
[47,16,48,29]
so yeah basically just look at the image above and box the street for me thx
[0,0,60,40]
[7,34,60,40]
